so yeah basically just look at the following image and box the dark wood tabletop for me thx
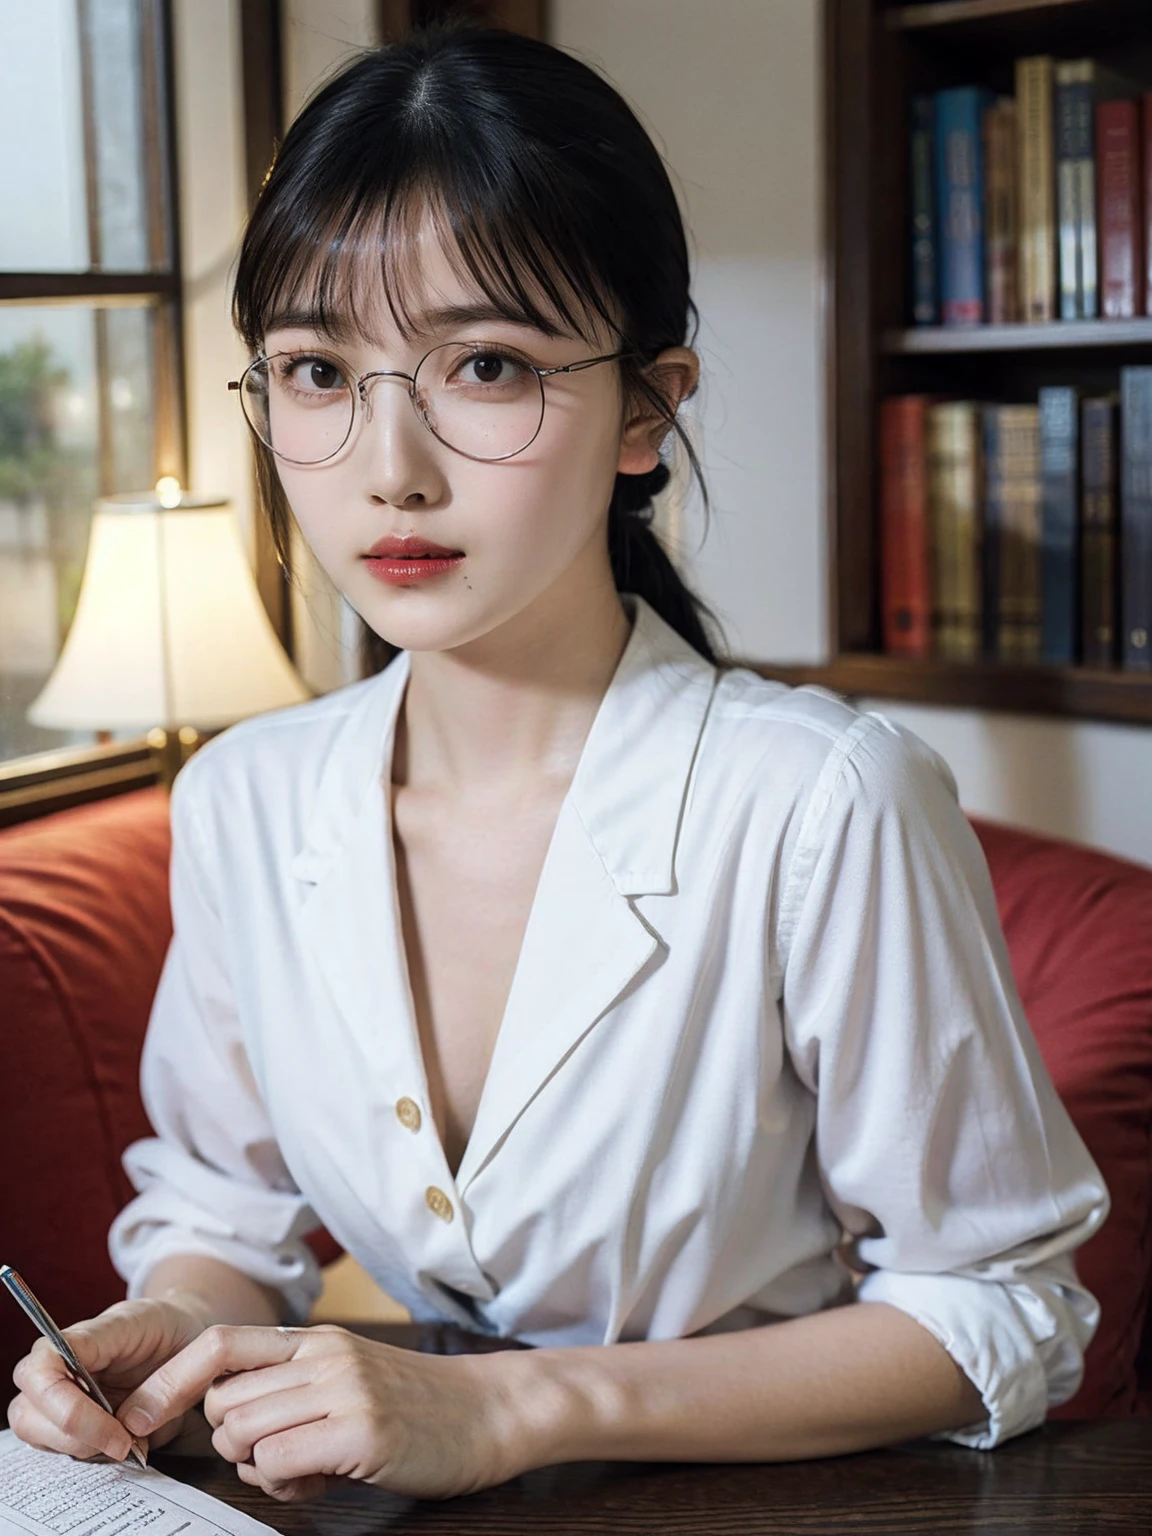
[153,1324,1152,1535]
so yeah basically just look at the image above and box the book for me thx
[1144,96,1152,316]
[1039,386,1080,663]
[1062,62,1093,321]
[983,98,1019,325]
[984,405,1042,662]
[1081,394,1120,668]
[1097,98,1144,319]
[935,87,993,325]
[1017,57,1056,323]
[927,402,983,660]
[984,404,1042,661]
[880,397,933,657]
[910,95,938,325]
[1121,367,1152,671]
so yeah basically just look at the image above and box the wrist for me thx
[478,1344,627,1474]
[151,1288,217,1335]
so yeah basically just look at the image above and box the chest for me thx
[390,784,566,1178]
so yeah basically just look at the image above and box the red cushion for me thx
[0,789,172,1397]
[969,816,1152,1419]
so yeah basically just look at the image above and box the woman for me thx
[10,22,1109,1502]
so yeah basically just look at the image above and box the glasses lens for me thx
[414,343,544,460]
[241,353,355,464]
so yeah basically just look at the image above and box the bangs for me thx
[235,177,624,355]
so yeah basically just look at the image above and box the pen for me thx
[0,1264,149,1471]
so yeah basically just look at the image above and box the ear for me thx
[616,347,700,476]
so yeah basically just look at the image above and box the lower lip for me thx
[364,554,465,584]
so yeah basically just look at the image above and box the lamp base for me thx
[147,726,201,790]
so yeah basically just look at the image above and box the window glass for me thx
[0,0,160,273]
[0,301,160,760]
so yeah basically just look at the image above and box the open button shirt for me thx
[109,591,1111,1451]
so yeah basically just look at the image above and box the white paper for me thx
[0,1431,274,1536]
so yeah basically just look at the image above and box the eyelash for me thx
[269,345,532,395]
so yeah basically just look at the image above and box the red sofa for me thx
[2,786,1152,1422]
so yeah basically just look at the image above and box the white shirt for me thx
[110,591,1110,1452]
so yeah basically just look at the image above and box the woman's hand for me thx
[114,1324,536,1502]
[7,1298,211,1462]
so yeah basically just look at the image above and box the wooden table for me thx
[154,1324,1152,1534]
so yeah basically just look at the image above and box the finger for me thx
[211,1385,323,1466]
[251,1418,366,1486]
[11,1352,135,1463]
[118,1325,302,1439]
[234,1460,327,1502]
[204,1361,317,1427]
[8,1392,133,1463]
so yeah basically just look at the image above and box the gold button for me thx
[396,1097,422,1132]
[425,1186,454,1223]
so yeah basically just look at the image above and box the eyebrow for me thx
[263,303,573,342]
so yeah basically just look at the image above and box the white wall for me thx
[553,0,1152,869]
[172,1,254,553]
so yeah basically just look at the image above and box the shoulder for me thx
[170,666,394,827]
[700,665,960,819]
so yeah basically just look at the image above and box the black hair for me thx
[232,19,732,673]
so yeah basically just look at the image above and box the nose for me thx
[357,369,417,425]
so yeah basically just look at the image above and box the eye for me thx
[275,353,348,393]
[452,349,527,387]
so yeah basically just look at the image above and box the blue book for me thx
[910,95,938,325]
[934,87,994,326]
[1039,386,1080,664]
[1121,367,1152,672]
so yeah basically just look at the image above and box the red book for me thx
[1145,95,1152,316]
[1098,99,1144,318]
[880,397,932,658]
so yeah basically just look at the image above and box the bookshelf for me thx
[754,0,1152,726]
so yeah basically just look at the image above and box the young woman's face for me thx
[263,220,670,656]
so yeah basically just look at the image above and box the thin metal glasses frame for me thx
[228,340,639,466]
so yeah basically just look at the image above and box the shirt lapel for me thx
[288,595,719,1197]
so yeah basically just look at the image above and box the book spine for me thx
[989,402,1044,660]
[1017,57,1056,322]
[1039,387,1080,663]
[1097,99,1142,319]
[1144,95,1152,317]
[982,407,1003,658]
[935,89,989,325]
[880,397,933,657]
[1055,67,1090,319]
[1121,367,1152,670]
[1080,395,1119,668]
[910,95,938,325]
[983,100,1019,324]
[927,403,983,659]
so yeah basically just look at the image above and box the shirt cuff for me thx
[856,1268,1057,1450]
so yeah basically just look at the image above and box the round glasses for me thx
[228,340,636,466]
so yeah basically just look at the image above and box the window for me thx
[0,0,183,773]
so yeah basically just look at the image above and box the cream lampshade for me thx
[27,489,310,777]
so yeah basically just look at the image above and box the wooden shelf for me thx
[747,655,1152,726]
[884,319,1152,353]
[888,0,1098,31]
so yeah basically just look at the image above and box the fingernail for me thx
[123,1408,153,1435]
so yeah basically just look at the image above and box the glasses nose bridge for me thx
[357,367,417,423]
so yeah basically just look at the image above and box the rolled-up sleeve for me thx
[108,758,324,1324]
[777,709,1111,1450]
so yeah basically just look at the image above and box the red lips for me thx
[365,535,462,558]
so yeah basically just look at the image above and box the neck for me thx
[392,576,635,799]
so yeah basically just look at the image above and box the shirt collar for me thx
[293,591,719,898]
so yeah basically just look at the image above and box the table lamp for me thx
[26,481,311,786]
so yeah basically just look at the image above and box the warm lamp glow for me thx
[155,476,182,508]
[28,491,310,730]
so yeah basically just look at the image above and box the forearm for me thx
[505,1300,988,1468]
[139,1254,288,1329]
